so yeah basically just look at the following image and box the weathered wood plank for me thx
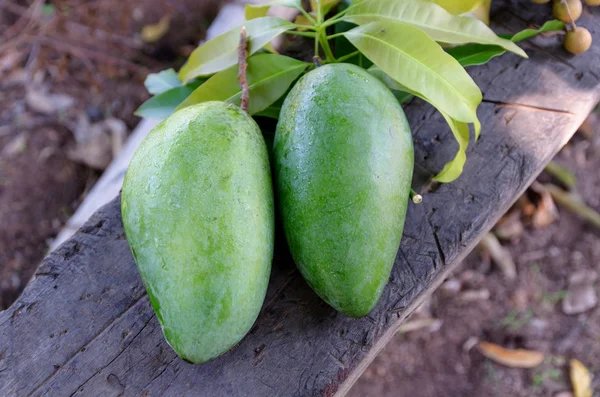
[1,3,599,396]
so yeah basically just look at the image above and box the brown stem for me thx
[238,26,249,113]
[545,183,600,229]
[561,0,577,30]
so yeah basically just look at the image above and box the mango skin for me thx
[121,102,274,363]
[274,64,413,317]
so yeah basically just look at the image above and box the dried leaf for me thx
[2,134,27,157]
[531,182,559,228]
[141,14,171,43]
[26,89,74,115]
[398,318,442,333]
[478,342,544,368]
[494,211,524,241]
[570,359,592,397]
[563,270,598,315]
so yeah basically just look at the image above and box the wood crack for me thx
[426,211,445,268]
[139,354,178,394]
[481,98,575,115]
[25,294,149,397]
[67,314,154,397]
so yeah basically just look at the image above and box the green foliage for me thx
[144,69,183,95]
[137,0,566,183]
[178,17,296,82]
[343,0,527,57]
[135,80,203,120]
[447,20,565,67]
[425,0,482,15]
[344,21,481,124]
[178,54,308,116]
[245,0,302,21]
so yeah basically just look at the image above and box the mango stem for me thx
[238,26,249,113]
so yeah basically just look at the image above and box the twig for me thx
[561,0,577,30]
[0,0,43,42]
[238,26,249,113]
[544,161,577,190]
[479,232,516,280]
[545,183,600,229]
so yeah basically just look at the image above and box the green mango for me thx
[122,102,274,363]
[274,64,413,317]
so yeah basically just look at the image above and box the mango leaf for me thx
[511,19,565,42]
[447,20,565,67]
[144,69,181,95]
[343,0,527,57]
[254,106,282,119]
[369,66,472,182]
[178,53,308,115]
[178,17,296,82]
[424,0,482,15]
[446,44,505,67]
[344,21,481,124]
[368,66,413,104]
[245,0,301,21]
[434,112,470,182]
[135,80,203,120]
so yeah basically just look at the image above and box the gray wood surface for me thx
[2,3,599,396]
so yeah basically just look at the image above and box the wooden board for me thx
[1,3,599,396]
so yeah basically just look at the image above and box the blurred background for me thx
[1,1,598,396]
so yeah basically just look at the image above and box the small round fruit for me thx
[564,27,593,54]
[532,0,550,4]
[553,0,583,22]
[584,0,600,5]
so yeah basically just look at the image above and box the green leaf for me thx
[424,0,481,15]
[245,0,302,21]
[446,19,565,67]
[344,21,481,124]
[368,66,413,104]
[446,44,505,67]
[369,65,475,181]
[510,19,565,43]
[135,80,203,120]
[253,92,288,119]
[178,17,296,82]
[254,106,282,119]
[177,53,308,115]
[343,0,527,57]
[370,66,473,180]
[433,111,470,183]
[144,69,182,95]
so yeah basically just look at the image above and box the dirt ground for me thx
[0,0,220,309]
[1,1,599,396]
[349,121,600,396]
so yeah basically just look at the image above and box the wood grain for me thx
[1,3,599,396]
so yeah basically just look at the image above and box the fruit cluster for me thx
[124,0,593,365]
[122,64,413,364]
[533,0,596,54]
